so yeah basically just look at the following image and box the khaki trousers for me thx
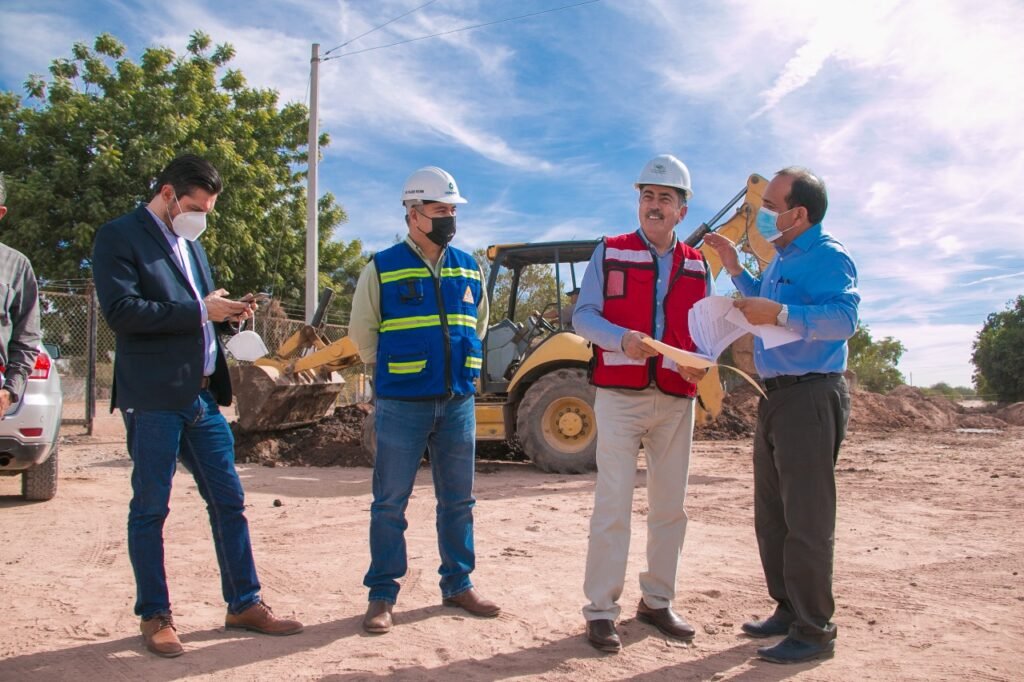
[582,386,695,621]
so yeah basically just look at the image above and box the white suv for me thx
[0,345,63,500]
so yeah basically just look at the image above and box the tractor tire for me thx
[361,408,377,464]
[23,444,59,501]
[516,368,597,474]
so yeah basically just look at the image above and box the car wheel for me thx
[23,443,59,501]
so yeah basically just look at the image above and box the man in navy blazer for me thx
[92,155,303,658]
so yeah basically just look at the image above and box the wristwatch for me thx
[776,304,789,327]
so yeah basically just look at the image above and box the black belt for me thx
[200,376,211,390]
[762,372,841,392]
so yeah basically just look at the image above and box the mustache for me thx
[645,210,664,220]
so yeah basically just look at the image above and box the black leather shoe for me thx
[742,615,792,638]
[362,600,393,634]
[758,636,835,664]
[636,599,695,641]
[586,619,621,653]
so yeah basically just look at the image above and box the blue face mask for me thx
[755,206,797,242]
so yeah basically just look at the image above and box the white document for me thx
[641,335,766,398]
[723,306,801,349]
[687,296,748,360]
[637,294,803,400]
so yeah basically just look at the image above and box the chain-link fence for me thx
[39,288,353,433]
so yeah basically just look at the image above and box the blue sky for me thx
[3,0,1023,388]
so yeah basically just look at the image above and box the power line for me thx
[323,0,440,56]
[323,0,603,61]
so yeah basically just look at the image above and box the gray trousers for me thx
[753,374,850,645]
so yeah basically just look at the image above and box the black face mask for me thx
[420,213,457,247]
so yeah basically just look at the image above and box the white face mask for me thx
[170,193,208,241]
[226,330,269,362]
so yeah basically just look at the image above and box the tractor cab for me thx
[481,240,600,394]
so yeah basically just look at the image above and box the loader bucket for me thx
[230,364,345,432]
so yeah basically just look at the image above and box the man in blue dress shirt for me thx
[705,167,859,665]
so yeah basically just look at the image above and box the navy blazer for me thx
[93,206,235,411]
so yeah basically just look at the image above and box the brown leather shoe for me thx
[586,618,622,653]
[442,588,501,617]
[225,602,303,636]
[636,598,695,641]
[363,600,393,634]
[140,613,184,658]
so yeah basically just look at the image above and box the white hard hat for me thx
[401,166,468,206]
[635,154,692,200]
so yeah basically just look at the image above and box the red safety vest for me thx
[591,231,707,397]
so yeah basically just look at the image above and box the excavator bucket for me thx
[230,364,345,432]
[231,288,363,432]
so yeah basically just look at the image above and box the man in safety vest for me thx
[348,166,496,635]
[573,154,713,653]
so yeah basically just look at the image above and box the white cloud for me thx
[962,271,1024,286]
[0,12,88,87]
[875,322,978,387]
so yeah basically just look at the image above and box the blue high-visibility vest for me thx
[374,242,483,399]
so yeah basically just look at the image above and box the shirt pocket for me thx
[606,267,654,300]
[385,343,429,379]
[396,278,425,306]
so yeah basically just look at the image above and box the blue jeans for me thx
[123,390,261,618]
[364,394,477,603]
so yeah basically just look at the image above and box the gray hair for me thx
[0,173,6,206]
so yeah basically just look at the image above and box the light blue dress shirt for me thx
[146,207,218,376]
[573,229,713,353]
[732,223,859,378]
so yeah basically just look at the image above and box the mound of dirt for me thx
[233,403,373,467]
[698,381,1012,435]
[996,402,1024,426]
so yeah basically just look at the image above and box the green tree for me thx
[848,323,905,393]
[922,382,977,400]
[0,31,363,316]
[971,295,1024,402]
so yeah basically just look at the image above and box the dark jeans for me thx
[753,374,850,645]
[364,394,476,603]
[123,390,261,618]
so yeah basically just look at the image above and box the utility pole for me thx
[305,43,321,323]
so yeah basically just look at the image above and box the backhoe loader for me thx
[232,174,776,474]
[360,173,777,473]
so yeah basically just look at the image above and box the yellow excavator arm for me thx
[684,173,775,422]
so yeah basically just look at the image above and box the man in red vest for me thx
[573,154,712,653]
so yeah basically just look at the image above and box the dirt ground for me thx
[1,395,1023,680]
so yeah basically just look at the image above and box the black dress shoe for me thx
[586,619,622,653]
[741,615,792,638]
[636,599,695,641]
[757,635,835,663]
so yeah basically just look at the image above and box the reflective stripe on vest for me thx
[379,312,478,333]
